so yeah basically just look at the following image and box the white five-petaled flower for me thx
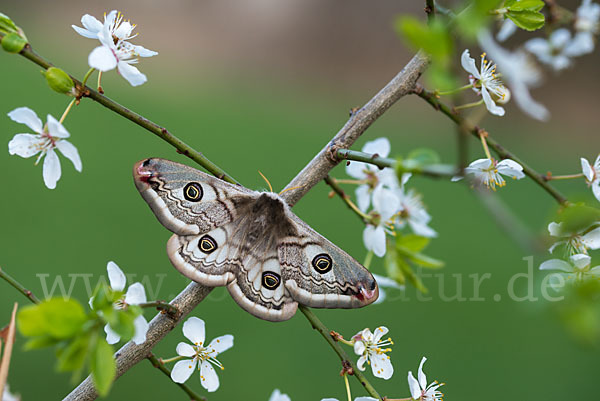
[548,221,600,255]
[461,49,509,116]
[478,31,549,121]
[540,253,600,282]
[581,155,600,202]
[100,261,149,345]
[352,326,394,380]
[452,158,524,190]
[524,29,591,71]
[408,357,444,401]
[395,174,437,238]
[363,185,400,258]
[346,137,399,212]
[574,0,600,53]
[171,317,234,392]
[322,398,377,401]
[269,389,291,401]
[372,274,405,305]
[72,10,158,86]
[7,107,82,189]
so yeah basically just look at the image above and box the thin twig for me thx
[425,0,436,23]
[0,266,40,304]
[299,306,381,400]
[0,303,18,398]
[324,175,368,222]
[146,353,206,401]
[0,36,238,185]
[413,84,569,206]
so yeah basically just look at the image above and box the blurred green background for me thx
[1,1,599,400]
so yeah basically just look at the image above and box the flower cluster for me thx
[346,138,436,258]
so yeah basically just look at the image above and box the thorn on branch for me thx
[544,171,552,181]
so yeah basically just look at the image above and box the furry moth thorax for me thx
[133,158,378,322]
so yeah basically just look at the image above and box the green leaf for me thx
[24,335,60,350]
[506,0,544,12]
[556,203,600,234]
[1,32,27,53]
[397,234,430,253]
[57,334,90,373]
[18,298,87,340]
[91,337,116,397]
[397,245,445,268]
[91,283,116,312]
[108,309,135,340]
[385,240,428,293]
[0,12,18,34]
[456,0,504,38]
[396,18,452,61]
[506,9,545,31]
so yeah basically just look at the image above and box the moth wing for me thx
[279,216,379,308]
[133,158,255,235]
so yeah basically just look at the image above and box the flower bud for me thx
[1,32,27,53]
[44,67,75,95]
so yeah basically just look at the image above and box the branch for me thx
[0,266,39,304]
[324,175,367,223]
[63,51,430,400]
[414,84,569,206]
[425,0,436,23]
[0,37,238,186]
[139,301,180,317]
[280,51,430,206]
[63,283,213,401]
[299,306,381,399]
[146,353,206,401]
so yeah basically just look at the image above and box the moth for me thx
[133,158,378,321]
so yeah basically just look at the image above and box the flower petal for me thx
[373,274,404,290]
[117,61,148,86]
[408,219,438,238]
[133,45,159,58]
[171,359,197,383]
[207,334,234,356]
[80,14,103,36]
[581,227,600,250]
[42,148,61,189]
[88,45,118,71]
[354,340,366,355]
[417,357,427,389]
[104,324,120,345]
[107,261,126,292]
[55,140,82,172]
[8,134,44,158]
[346,161,368,180]
[372,186,400,221]
[539,259,573,272]
[269,389,292,401]
[356,354,368,371]
[183,317,206,345]
[363,226,386,257]
[481,86,505,116]
[362,137,391,158]
[592,182,600,202]
[497,159,524,179]
[570,253,591,269]
[132,315,149,345]
[124,282,147,305]
[176,342,196,357]
[372,326,389,343]
[199,360,220,392]
[497,19,517,42]
[369,350,393,380]
[408,371,421,399]
[461,49,480,78]
[548,222,563,237]
[355,185,371,212]
[8,107,43,133]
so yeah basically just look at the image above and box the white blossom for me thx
[540,253,600,282]
[478,31,549,121]
[525,29,591,71]
[574,0,600,54]
[7,107,82,189]
[171,317,234,392]
[322,398,377,401]
[73,10,157,86]
[395,174,436,238]
[461,49,509,116]
[363,185,400,257]
[2,385,20,401]
[269,389,291,401]
[346,137,399,212]
[352,326,394,380]
[452,158,524,190]
[581,155,600,202]
[408,357,444,401]
[95,261,149,345]
[548,221,600,255]
[497,19,518,42]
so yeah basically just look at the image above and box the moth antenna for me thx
[279,185,303,196]
[258,170,274,193]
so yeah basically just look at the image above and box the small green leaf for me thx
[91,337,116,397]
[45,67,75,95]
[24,335,60,350]
[506,9,545,31]
[397,234,430,253]
[57,334,90,373]
[407,148,441,166]
[556,203,600,234]
[506,0,544,12]
[108,309,135,340]
[396,17,453,62]
[397,245,445,268]
[1,32,27,53]
[18,298,87,340]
